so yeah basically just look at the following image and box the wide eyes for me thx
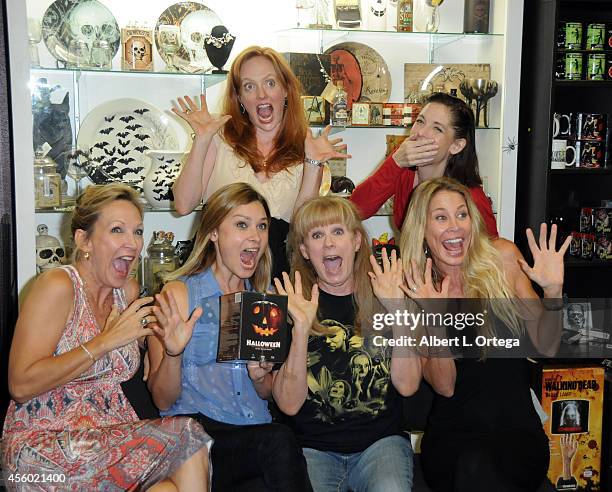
[257,222,268,231]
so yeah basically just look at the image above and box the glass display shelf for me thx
[36,203,204,214]
[31,66,227,84]
[279,27,504,38]
[310,124,500,130]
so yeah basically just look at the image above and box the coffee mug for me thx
[553,112,572,138]
[576,112,607,141]
[551,139,577,169]
[577,140,605,168]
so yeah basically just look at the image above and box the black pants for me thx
[186,413,312,492]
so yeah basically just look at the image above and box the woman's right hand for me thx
[393,135,439,168]
[274,271,319,339]
[151,290,203,356]
[100,296,155,351]
[172,94,232,138]
[402,258,450,299]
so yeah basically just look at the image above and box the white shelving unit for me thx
[7,0,524,294]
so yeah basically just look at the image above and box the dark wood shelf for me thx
[555,80,612,87]
[551,168,612,175]
[565,257,612,268]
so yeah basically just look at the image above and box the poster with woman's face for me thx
[551,399,590,434]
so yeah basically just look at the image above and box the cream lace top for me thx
[204,135,304,222]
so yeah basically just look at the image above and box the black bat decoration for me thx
[104,115,115,122]
[117,148,130,156]
[126,124,142,131]
[93,141,109,149]
[118,157,136,165]
[134,145,149,153]
[100,127,113,135]
[134,134,149,141]
[134,108,150,115]
[118,139,130,148]
[119,115,135,123]
[117,131,129,138]
[103,146,117,156]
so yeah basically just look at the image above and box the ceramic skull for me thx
[132,39,147,61]
[66,0,119,47]
[36,226,65,273]
[180,9,222,67]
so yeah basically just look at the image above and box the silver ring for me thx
[140,317,148,327]
[412,286,417,293]
[184,108,192,114]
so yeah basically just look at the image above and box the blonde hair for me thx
[399,177,521,338]
[287,196,373,335]
[71,183,143,262]
[167,183,272,292]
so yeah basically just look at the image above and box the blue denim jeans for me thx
[303,435,413,492]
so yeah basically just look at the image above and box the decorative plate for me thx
[325,42,391,106]
[41,0,120,67]
[155,1,223,74]
[77,99,183,191]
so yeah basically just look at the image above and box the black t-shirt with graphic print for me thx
[285,289,402,453]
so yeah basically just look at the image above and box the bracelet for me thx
[542,298,564,311]
[165,347,185,357]
[304,157,325,167]
[80,343,96,363]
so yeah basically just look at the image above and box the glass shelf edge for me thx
[278,27,503,37]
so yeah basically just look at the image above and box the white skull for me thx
[36,229,65,273]
[66,0,119,47]
[180,9,222,68]
[132,40,147,61]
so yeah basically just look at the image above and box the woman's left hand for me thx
[304,126,351,162]
[518,223,571,294]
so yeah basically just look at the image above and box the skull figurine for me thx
[36,224,65,273]
[179,9,222,70]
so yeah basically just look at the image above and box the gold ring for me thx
[140,317,148,327]
[185,108,192,114]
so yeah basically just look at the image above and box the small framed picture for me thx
[370,103,383,126]
[352,102,370,126]
[302,96,326,124]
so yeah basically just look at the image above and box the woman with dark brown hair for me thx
[172,45,347,279]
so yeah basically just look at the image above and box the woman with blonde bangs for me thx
[147,183,312,491]
[172,45,348,279]
[273,196,420,491]
[399,177,571,492]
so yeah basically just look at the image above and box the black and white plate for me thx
[77,99,185,190]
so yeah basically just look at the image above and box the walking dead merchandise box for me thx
[541,366,604,491]
[217,291,289,363]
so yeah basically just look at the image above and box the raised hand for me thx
[150,290,202,357]
[305,126,351,162]
[518,223,571,295]
[100,296,155,351]
[393,135,439,168]
[273,271,319,338]
[368,249,405,307]
[172,94,231,138]
[401,258,450,299]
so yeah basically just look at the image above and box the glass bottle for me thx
[145,231,177,295]
[331,81,349,127]
[397,0,414,32]
[91,39,112,70]
[464,0,490,34]
[33,149,61,209]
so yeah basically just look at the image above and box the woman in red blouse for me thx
[350,92,498,238]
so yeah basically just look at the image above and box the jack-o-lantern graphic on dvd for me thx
[251,300,282,337]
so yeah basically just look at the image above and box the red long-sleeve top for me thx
[350,154,499,238]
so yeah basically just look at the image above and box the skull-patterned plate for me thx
[42,0,120,67]
[155,1,223,74]
[77,99,187,192]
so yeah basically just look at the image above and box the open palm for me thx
[172,94,231,138]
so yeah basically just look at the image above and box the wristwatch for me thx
[304,157,325,167]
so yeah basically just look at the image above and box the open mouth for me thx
[112,256,135,277]
[442,237,465,257]
[256,103,273,123]
[240,248,259,269]
[322,255,342,273]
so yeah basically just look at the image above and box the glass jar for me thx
[34,150,61,209]
[145,231,177,295]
